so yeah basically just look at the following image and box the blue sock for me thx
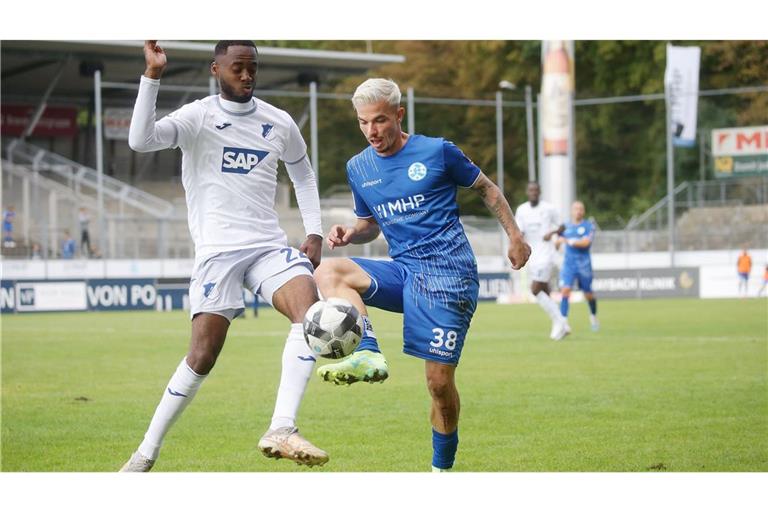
[354,316,380,353]
[560,296,570,317]
[432,429,459,470]
[588,298,597,315]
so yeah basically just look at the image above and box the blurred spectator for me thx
[62,230,76,259]
[737,247,752,298]
[31,243,42,260]
[79,207,93,257]
[3,205,16,248]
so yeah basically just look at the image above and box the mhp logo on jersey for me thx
[221,147,270,174]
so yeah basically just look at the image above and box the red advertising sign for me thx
[1,104,78,137]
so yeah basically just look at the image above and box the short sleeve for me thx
[585,222,596,241]
[348,169,373,218]
[161,101,203,150]
[283,118,308,164]
[443,140,481,188]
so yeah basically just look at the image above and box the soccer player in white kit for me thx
[120,41,327,470]
[515,182,570,340]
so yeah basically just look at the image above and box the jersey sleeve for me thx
[584,222,596,243]
[129,76,202,152]
[347,166,373,218]
[443,140,481,188]
[282,118,308,164]
[161,101,203,150]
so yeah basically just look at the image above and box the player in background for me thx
[737,247,752,298]
[121,41,327,471]
[313,78,530,471]
[515,182,570,340]
[2,205,15,247]
[757,264,768,297]
[556,201,599,332]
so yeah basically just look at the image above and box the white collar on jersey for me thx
[216,96,258,116]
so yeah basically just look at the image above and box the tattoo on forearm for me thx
[482,185,519,237]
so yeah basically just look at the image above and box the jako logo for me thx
[222,147,270,174]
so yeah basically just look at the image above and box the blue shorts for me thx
[559,263,593,293]
[738,272,749,281]
[351,258,479,366]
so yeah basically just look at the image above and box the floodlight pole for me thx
[495,91,505,197]
[309,81,319,186]
[525,85,536,182]
[665,92,676,268]
[495,90,507,263]
[407,87,415,134]
[94,70,105,258]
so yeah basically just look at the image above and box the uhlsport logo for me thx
[222,147,270,174]
[407,162,427,181]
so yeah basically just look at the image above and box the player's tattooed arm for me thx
[472,173,531,270]
[326,217,380,250]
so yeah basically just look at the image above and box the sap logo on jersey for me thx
[221,147,270,174]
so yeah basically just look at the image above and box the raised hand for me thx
[143,40,167,79]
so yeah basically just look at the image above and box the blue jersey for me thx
[347,134,481,277]
[562,220,594,270]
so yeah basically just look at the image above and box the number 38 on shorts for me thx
[431,328,458,351]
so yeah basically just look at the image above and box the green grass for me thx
[2,298,766,472]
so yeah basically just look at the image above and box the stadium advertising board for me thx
[87,279,157,311]
[712,125,768,178]
[14,281,88,312]
[2,279,174,313]
[591,267,699,299]
[478,273,512,301]
[0,104,78,137]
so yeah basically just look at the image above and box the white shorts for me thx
[189,246,313,322]
[527,257,556,284]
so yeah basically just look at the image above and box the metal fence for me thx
[3,80,767,261]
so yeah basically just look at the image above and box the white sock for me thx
[269,323,315,431]
[138,358,206,460]
[535,291,563,323]
[590,314,598,324]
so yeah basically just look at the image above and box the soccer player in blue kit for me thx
[313,78,531,471]
[556,201,599,332]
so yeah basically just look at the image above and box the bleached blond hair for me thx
[352,78,401,110]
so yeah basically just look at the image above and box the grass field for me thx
[1,298,766,472]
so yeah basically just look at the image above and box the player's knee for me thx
[426,373,455,402]
[315,259,349,293]
[186,349,217,375]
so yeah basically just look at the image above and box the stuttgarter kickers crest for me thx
[407,162,427,181]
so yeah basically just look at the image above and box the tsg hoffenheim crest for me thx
[407,162,427,181]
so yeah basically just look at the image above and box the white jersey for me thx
[515,200,560,263]
[129,76,322,257]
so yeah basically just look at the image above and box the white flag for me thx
[665,44,701,148]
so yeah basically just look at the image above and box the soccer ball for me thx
[303,298,363,359]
